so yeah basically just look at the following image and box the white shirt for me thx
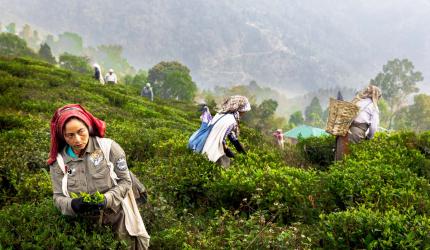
[105,73,118,83]
[353,98,379,139]
[202,113,237,162]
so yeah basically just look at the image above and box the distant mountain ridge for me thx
[1,0,429,95]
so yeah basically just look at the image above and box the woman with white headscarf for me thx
[349,85,382,143]
[93,63,105,84]
[202,95,251,168]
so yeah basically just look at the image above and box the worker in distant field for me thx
[272,129,284,149]
[202,95,251,168]
[93,63,105,84]
[105,69,118,84]
[140,83,153,101]
[348,85,382,143]
[48,104,149,249]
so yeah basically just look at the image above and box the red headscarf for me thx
[47,104,106,165]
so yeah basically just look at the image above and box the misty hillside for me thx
[1,0,429,94]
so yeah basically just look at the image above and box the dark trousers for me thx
[348,122,369,143]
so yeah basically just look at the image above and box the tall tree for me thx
[242,99,279,132]
[395,94,430,133]
[38,43,56,64]
[258,99,278,119]
[370,58,423,128]
[162,70,197,101]
[409,94,430,132]
[304,96,323,127]
[148,61,196,101]
[289,111,304,126]
[148,61,190,84]
[131,69,148,86]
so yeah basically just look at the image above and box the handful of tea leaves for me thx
[70,191,105,204]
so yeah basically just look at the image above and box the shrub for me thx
[0,199,127,249]
[319,206,430,249]
[205,152,335,224]
[325,161,430,213]
[349,132,430,180]
[297,135,335,169]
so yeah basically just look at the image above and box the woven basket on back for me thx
[325,98,360,136]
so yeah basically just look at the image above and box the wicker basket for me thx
[325,98,360,136]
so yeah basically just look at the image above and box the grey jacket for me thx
[50,137,132,215]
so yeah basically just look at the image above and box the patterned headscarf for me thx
[219,95,251,114]
[47,104,106,165]
[352,85,382,109]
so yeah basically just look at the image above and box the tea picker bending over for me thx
[202,95,251,168]
[48,104,150,249]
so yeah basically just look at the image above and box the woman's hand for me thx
[224,147,235,158]
[71,194,106,214]
[71,197,92,214]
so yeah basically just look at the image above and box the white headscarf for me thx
[352,85,382,110]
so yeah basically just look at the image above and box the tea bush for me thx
[205,151,336,224]
[297,135,336,169]
[325,161,430,213]
[319,206,430,249]
[348,132,430,180]
[0,199,126,249]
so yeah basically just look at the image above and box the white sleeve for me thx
[367,108,379,139]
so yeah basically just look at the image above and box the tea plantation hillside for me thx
[1,56,430,249]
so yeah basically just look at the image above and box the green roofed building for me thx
[284,125,329,143]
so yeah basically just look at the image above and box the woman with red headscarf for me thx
[48,104,149,249]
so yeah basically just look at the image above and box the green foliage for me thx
[348,132,430,180]
[148,61,190,84]
[124,69,148,87]
[148,61,197,101]
[0,33,36,58]
[0,199,126,249]
[59,52,92,74]
[289,110,304,126]
[304,96,324,127]
[297,135,335,168]
[319,207,430,249]
[242,99,284,133]
[371,58,423,129]
[38,43,56,64]
[71,191,105,204]
[151,209,315,249]
[1,56,430,248]
[163,70,197,101]
[394,94,430,132]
